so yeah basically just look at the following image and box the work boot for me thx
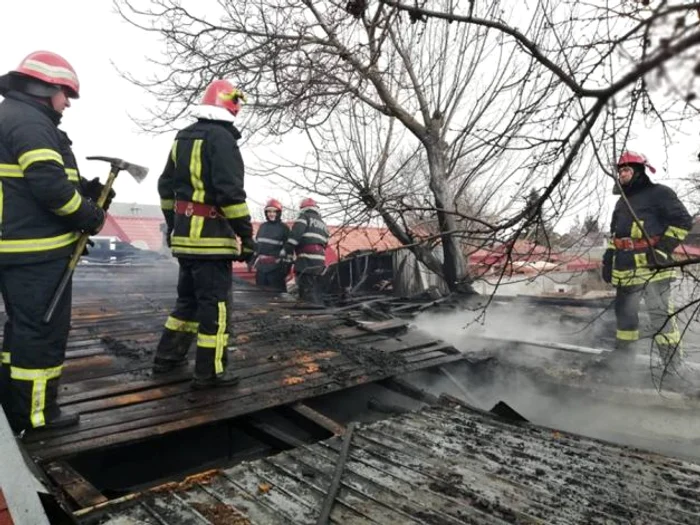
[152,331,195,374]
[190,343,237,390]
[44,410,80,430]
[21,410,80,435]
[190,371,241,390]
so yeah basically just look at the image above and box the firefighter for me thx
[0,51,109,432]
[281,198,330,305]
[153,79,255,389]
[601,151,692,370]
[253,199,291,292]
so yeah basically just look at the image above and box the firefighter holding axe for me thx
[0,51,148,433]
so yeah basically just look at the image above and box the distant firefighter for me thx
[281,198,330,305]
[253,199,291,292]
[600,151,691,370]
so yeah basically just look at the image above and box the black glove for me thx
[602,248,613,284]
[82,205,106,236]
[83,177,116,212]
[238,237,256,263]
[166,231,172,248]
[82,238,95,256]
[655,237,678,260]
[649,247,672,267]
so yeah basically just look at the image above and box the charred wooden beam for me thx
[315,421,356,525]
[44,461,107,509]
[290,403,346,436]
[379,377,439,404]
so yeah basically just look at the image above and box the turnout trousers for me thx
[614,278,681,365]
[295,259,325,305]
[154,258,232,380]
[255,263,288,292]
[0,258,71,431]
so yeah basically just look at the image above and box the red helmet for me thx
[617,151,656,174]
[264,199,283,212]
[300,197,318,210]
[200,79,246,116]
[12,51,80,98]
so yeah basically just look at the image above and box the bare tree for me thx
[114,0,569,292]
[115,0,700,293]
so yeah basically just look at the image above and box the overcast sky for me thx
[0,1,291,217]
[1,1,698,230]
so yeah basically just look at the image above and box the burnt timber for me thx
[8,265,462,462]
[76,397,700,525]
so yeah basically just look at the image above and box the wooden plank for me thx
[30,337,456,445]
[44,461,107,508]
[29,354,463,460]
[379,378,440,404]
[58,326,428,404]
[290,403,346,436]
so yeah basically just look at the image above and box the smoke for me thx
[404,304,700,460]
[411,299,611,350]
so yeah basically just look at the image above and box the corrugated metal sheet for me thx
[77,398,700,524]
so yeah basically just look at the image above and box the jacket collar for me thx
[3,90,62,125]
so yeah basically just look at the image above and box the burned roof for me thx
[76,397,700,525]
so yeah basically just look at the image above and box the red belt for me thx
[257,255,278,263]
[613,236,659,250]
[174,201,223,219]
[299,244,325,254]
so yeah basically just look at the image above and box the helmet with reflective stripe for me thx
[617,151,656,174]
[265,199,283,212]
[13,51,80,98]
[300,197,318,210]
[201,79,246,116]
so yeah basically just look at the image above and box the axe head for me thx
[86,156,149,183]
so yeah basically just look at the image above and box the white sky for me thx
[0,1,290,217]
[1,1,698,231]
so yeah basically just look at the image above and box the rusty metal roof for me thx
[76,398,700,524]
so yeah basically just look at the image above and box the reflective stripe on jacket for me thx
[284,207,329,264]
[609,178,691,287]
[0,91,98,264]
[158,119,253,259]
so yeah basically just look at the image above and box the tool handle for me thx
[43,169,120,324]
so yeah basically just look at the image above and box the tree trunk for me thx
[374,203,446,278]
[425,141,472,293]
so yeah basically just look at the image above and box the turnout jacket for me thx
[283,207,329,267]
[0,91,102,265]
[159,119,253,259]
[608,174,692,287]
[255,219,290,270]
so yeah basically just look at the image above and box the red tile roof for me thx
[105,215,402,258]
[327,226,401,258]
[100,214,164,251]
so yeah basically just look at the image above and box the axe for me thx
[43,156,149,323]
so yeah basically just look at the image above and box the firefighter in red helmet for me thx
[599,151,691,372]
[0,51,110,432]
[154,78,255,389]
[253,199,291,292]
[281,197,330,304]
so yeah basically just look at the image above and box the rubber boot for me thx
[191,345,239,390]
[153,330,195,374]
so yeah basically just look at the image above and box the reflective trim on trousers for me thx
[10,365,62,428]
[164,316,199,333]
